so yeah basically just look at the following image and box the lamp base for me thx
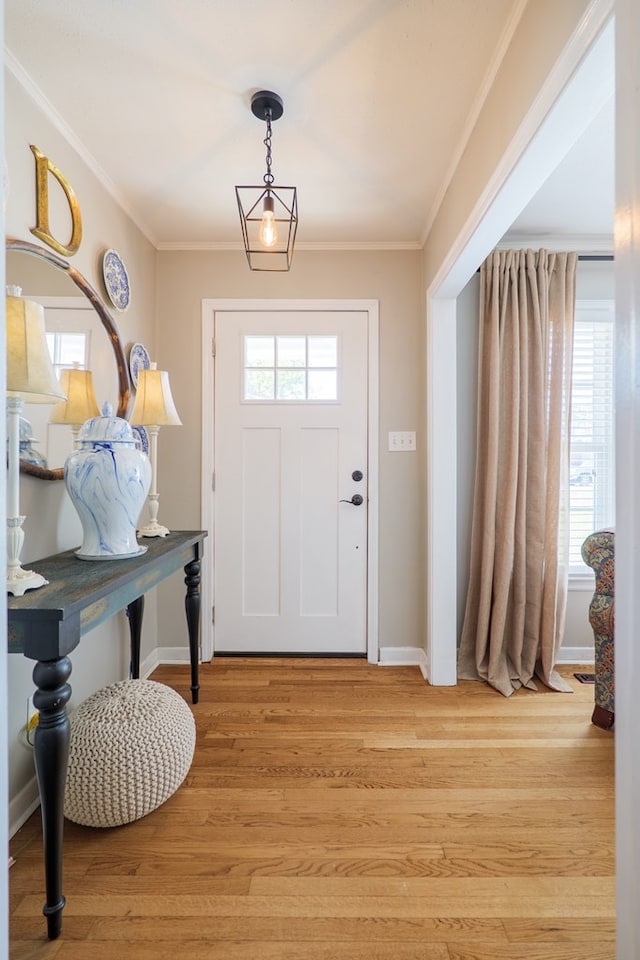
[138,520,170,538]
[7,565,49,597]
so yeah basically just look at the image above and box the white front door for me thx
[213,308,370,655]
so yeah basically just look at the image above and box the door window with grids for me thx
[243,335,338,401]
[568,299,615,574]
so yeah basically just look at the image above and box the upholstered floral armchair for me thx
[581,529,615,729]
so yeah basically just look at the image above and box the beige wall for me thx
[154,248,425,655]
[6,69,157,823]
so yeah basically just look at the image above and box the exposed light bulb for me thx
[259,195,278,248]
[260,210,278,247]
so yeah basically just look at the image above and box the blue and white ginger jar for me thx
[64,404,151,559]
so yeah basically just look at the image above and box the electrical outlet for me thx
[388,430,416,452]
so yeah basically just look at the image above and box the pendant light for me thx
[235,91,298,271]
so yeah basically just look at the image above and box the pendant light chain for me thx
[263,109,275,187]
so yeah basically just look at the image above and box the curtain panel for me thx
[458,248,577,696]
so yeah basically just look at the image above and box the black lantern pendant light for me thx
[235,91,298,271]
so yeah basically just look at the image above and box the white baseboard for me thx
[139,649,160,678]
[556,645,595,665]
[140,647,192,679]
[378,643,593,674]
[378,646,429,680]
[10,777,40,839]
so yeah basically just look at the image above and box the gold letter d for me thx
[30,145,83,257]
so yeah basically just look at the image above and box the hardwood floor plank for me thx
[182,770,611,791]
[78,853,614,880]
[83,915,505,942]
[446,945,614,960]
[158,791,613,818]
[56,822,608,847]
[246,876,613,898]
[503,917,616,942]
[55,942,453,960]
[442,842,614,860]
[10,658,614,957]
[13,891,615,919]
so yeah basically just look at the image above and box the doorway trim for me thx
[200,298,379,664]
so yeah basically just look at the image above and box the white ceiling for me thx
[5,0,614,252]
[504,95,614,248]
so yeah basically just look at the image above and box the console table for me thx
[8,529,207,940]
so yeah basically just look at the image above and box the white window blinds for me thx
[568,299,615,573]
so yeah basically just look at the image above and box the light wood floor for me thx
[10,658,615,959]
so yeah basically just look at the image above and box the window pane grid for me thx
[568,302,615,573]
[243,335,338,401]
[46,331,89,378]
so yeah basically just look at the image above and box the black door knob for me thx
[339,494,364,506]
[352,470,363,481]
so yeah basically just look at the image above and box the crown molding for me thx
[155,239,423,252]
[296,240,422,251]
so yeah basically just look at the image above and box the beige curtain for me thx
[458,249,577,696]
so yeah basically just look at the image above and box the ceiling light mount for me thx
[250,90,284,123]
[235,90,298,272]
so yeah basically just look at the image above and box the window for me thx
[46,331,89,377]
[568,300,615,574]
[243,334,338,401]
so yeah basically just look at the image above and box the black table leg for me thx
[184,545,201,704]
[32,656,72,940]
[127,595,145,678]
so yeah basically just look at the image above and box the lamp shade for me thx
[129,364,182,427]
[49,365,100,425]
[6,287,66,402]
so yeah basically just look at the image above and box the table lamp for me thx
[49,362,100,443]
[6,286,67,595]
[129,362,181,537]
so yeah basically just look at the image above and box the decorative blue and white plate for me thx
[129,342,151,388]
[102,249,131,312]
[131,425,150,455]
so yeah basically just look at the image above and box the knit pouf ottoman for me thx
[64,679,196,828]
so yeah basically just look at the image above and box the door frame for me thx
[200,298,379,663]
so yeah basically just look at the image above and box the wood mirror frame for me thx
[6,236,130,480]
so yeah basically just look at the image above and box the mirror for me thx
[6,237,130,480]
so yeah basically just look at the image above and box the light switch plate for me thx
[388,431,416,452]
